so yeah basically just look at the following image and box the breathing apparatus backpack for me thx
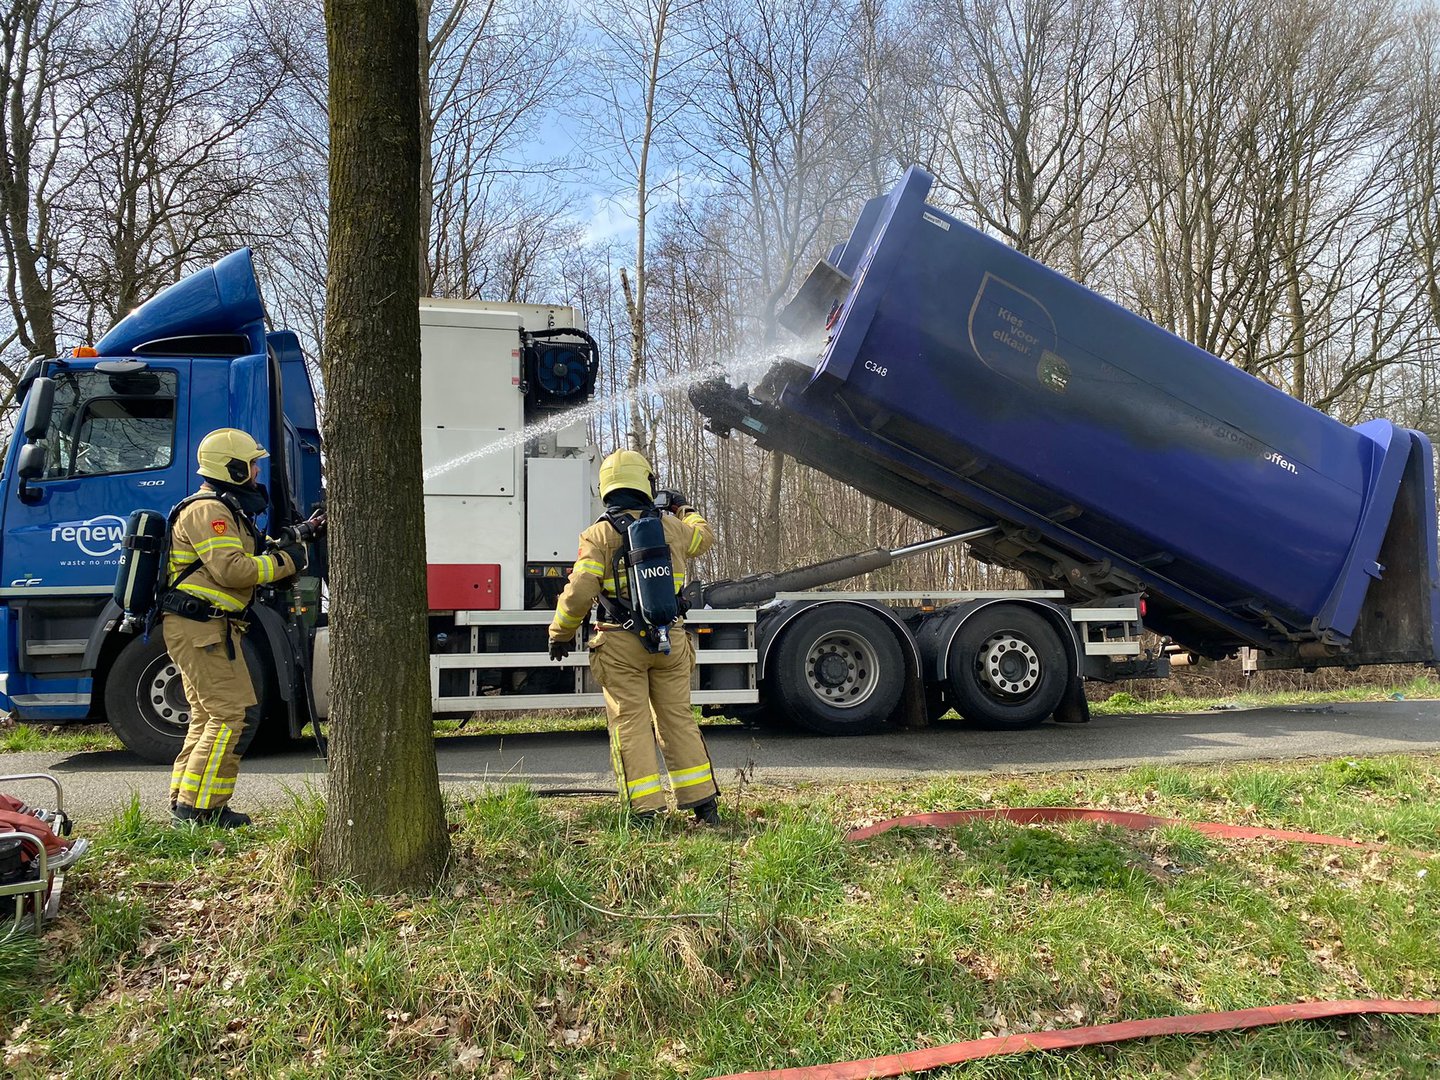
[112,509,168,632]
[112,491,257,632]
[599,508,680,654]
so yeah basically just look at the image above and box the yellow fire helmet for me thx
[598,449,655,500]
[196,427,269,484]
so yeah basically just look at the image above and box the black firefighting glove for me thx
[548,638,572,661]
[276,541,307,573]
[655,489,688,514]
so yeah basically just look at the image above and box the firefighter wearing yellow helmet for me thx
[164,428,306,828]
[549,448,720,824]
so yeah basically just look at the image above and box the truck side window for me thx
[39,369,178,479]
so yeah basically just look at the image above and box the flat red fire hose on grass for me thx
[705,999,1440,1080]
[843,805,1433,856]
[702,807,1438,1080]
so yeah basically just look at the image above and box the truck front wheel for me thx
[946,606,1068,729]
[103,633,271,764]
[768,606,905,735]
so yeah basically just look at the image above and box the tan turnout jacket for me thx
[167,488,297,614]
[550,506,713,641]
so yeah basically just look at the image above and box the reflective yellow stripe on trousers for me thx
[670,762,713,790]
[627,773,662,799]
[178,772,234,797]
[195,723,235,808]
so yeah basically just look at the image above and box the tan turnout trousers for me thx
[587,627,718,813]
[166,616,256,811]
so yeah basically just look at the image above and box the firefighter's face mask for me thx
[229,483,269,517]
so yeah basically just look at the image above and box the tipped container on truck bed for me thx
[692,166,1440,671]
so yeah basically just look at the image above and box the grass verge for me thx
[0,722,122,754]
[1,755,1437,1078]
[1090,674,1440,717]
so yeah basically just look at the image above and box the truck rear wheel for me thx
[768,606,905,735]
[104,633,272,764]
[946,606,1068,729]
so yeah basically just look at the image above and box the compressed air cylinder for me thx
[112,509,167,617]
[625,514,679,636]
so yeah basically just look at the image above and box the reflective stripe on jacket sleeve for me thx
[172,499,273,600]
[681,509,713,558]
[550,527,608,638]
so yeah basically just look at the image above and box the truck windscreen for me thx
[38,369,178,479]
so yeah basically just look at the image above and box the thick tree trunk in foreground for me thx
[318,0,449,891]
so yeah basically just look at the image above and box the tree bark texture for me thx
[620,265,649,454]
[416,0,435,297]
[759,449,784,570]
[0,0,60,360]
[319,0,449,891]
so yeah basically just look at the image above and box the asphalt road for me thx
[4,699,1439,826]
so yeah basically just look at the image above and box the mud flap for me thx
[897,666,929,729]
[1052,675,1091,724]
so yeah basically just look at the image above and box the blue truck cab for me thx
[0,249,324,759]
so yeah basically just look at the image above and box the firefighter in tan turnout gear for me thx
[165,429,305,828]
[549,449,721,824]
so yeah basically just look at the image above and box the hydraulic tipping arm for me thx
[698,528,997,609]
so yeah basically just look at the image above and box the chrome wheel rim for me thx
[805,631,877,709]
[976,632,1040,698]
[137,653,190,737]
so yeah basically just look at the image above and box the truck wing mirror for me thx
[17,442,47,481]
[17,443,48,501]
[21,376,55,440]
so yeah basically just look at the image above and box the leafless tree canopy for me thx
[0,0,1435,581]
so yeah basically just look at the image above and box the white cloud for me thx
[581,191,640,246]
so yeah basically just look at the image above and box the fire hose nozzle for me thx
[279,510,328,545]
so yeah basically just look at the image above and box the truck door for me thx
[0,363,188,719]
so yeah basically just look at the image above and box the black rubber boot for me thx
[171,803,206,827]
[690,798,721,826]
[172,804,252,829]
[210,806,253,829]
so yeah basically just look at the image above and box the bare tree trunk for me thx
[319,0,449,892]
[592,0,694,457]
[417,0,434,296]
[916,0,1144,279]
[1400,12,1439,334]
[0,10,56,359]
[1287,263,1307,402]
[759,449,784,569]
[619,265,648,454]
[0,0,82,362]
[687,0,867,573]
